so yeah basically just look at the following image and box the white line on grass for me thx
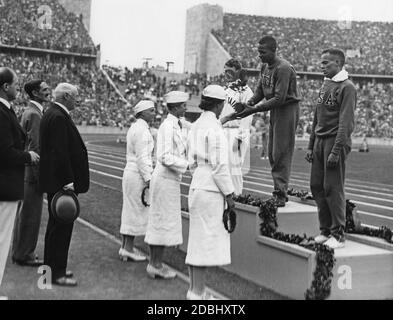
[244,173,393,198]
[247,167,393,192]
[358,210,393,222]
[89,154,124,166]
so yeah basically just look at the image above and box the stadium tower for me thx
[184,4,230,75]
[58,0,92,32]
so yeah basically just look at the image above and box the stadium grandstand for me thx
[183,4,393,139]
[0,0,96,54]
[212,13,393,74]
[0,0,138,127]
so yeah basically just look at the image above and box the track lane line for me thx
[89,162,393,212]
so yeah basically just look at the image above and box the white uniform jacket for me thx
[120,118,154,236]
[188,111,235,196]
[155,113,188,180]
[125,118,154,181]
[144,113,188,246]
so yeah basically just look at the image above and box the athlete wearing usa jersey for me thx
[306,49,356,249]
[220,59,253,195]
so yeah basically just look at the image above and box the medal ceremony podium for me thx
[180,198,393,300]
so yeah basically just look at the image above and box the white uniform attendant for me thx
[220,82,253,195]
[145,96,189,246]
[186,111,235,266]
[120,116,154,236]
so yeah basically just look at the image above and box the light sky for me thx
[90,0,393,72]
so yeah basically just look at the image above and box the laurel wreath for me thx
[234,195,335,300]
[288,190,393,244]
[141,186,150,207]
[223,207,237,233]
[227,79,248,93]
[345,200,392,243]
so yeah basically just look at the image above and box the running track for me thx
[85,139,393,231]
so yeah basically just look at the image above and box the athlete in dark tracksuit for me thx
[253,60,300,203]
[237,43,300,206]
[307,69,356,243]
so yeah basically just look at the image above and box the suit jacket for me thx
[0,101,32,201]
[21,102,43,184]
[39,103,90,194]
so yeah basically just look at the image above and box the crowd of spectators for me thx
[102,65,171,115]
[212,13,393,74]
[3,48,392,138]
[0,0,96,54]
[0,51,132,127]
[180,71,393,139]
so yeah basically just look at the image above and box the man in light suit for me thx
[12,80,51,267]
[0,68,40,299]
[39,83,90,287]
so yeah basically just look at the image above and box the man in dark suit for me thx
[12,80,51,267]
[39,83,89,287]
[0,68,40,299]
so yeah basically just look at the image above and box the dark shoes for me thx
[272,191,289,208]
[53,276,78,287]
[274,197,286,207]
[13,258,44,267]
[53,271,75,286]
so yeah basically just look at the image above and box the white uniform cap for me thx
[134,100,154,114]
[165,91,189,104]
[202,85,226,100]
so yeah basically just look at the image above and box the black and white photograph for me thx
[0,0,393,307]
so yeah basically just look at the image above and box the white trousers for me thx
[0,201,19,285]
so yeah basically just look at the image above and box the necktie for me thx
[178,120,182,129]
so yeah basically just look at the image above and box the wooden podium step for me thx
[180,200,393,299]
[276,201,393,300]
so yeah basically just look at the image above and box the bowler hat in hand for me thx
[51,190,80,224]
